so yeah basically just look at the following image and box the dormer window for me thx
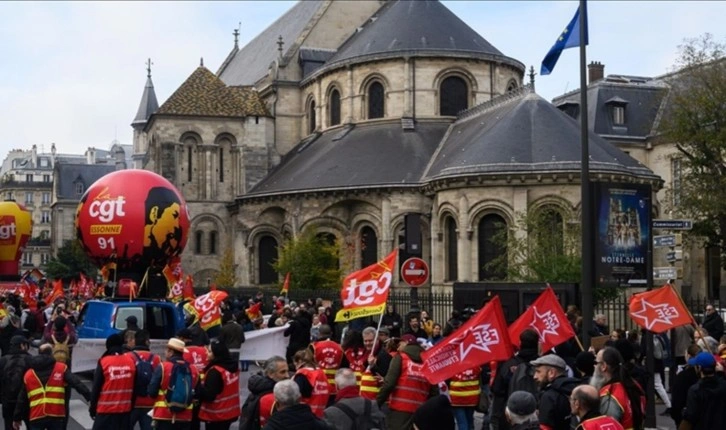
[556,101,580,119]
[605,96,629,126]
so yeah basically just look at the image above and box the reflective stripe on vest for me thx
[152,361,199,422]
[314,340,343,394]
[97,354,135,413]
[449,368,481,407]
[125,350,161,408]
[296,367,330,418]
[360,370,380,400]
[578,415,625,430]
[199,365,240,422]
[24,362,67,421]
[389,353,430,413]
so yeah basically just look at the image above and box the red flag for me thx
[168,279,184,303]
[43,279,65,305]
[246,302,263,321]
[508,286,576,352]
[335,249,398,322]
[629,284,694,333]
[421,296,513,384]
[280,272,290,295]
[162,256,182,286]
[183,275,195,301]
[184,290,229,331]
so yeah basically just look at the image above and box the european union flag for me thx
[540,4,588,75]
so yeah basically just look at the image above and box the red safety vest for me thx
[296,367,330,418]
[449,367,481,407]
[183,346,209,374]
[314,340,343,394]
[389,353,430,413]
[577,414,625,430]
[360,368,379,400]
[344,347,366,385]
[259,392,276,427]
[125,350,162,408]
[152,360,200,422]
[24,362,67,421]
[199,365,240,422]
[97,353,135,413]
[599,382,644,430]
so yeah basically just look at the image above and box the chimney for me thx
[86,147,96,164]
[588,61,604,84]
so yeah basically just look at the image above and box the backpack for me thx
[655,334,673,366]
[332,399,380,430]
[165,360,194,413]
[131,351,156,397]
[51,335,69,363]
[508,361,538,397]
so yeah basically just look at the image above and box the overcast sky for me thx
[1,1,724,157]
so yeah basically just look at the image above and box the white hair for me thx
[334,368,358,389]
[505,407,538,425]
[273,379,301,407]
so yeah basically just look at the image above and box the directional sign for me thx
[653,234,681,248]
[653,266,680,280]
[666,250,683,263]
[400,257,429,287]
[652,219,693,230]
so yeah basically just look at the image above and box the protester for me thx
[198,340,240,430]
[292,349,330,418]
[323,368,386,430]
[574,351,595,383]
[428,323,443,345]
[591,346,644,430]
[412,395,455,430]
[588,314,608,337]
[505,391,539,430]
[126,330,161,430]
[449,366,482,430]
[311,324,343,403]
[403,314,428,340]
[341,330,366,385]
[381,305,403,338]
[88,333,135,430]
[239,355,289,430]
[701,304,724,341]
[284,309,312,366]
[670,344,702,427]
[419,310,434,337]
[0,335,32,430]
[218,311,245,362]
[262,379,334,430]
[531,354,581,430]
[679,351,726,430]
[570,385,624,430]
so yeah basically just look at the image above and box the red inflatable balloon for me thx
[75,170,190,273]
[0,201,32,277]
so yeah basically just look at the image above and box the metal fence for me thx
[596,295,719,332]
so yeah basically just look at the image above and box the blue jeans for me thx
[130,407,153,430]
[453,406,475,430]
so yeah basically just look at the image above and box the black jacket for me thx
[262,404,334,430]
[0,347,31,404]
[538,375,581,430]
[671,366,700,426]
[683,375,726,429]
[239,373,278,430]
[702,312,724,340]
[197,356,240,403]
[284,318,311,350]
[13,354,90,421]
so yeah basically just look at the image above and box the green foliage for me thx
[214,247,237,288]
[44,239,97,281]
[661,34,726,270]
[272,229,343,290]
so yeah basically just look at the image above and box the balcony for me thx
[0,180,53,190]
[27,237,51,247]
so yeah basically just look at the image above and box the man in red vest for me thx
[12,343,90,430]
[571,385,624,430]
[449,366,482,430]
[89,333,136,430]
[198,341,240,430]
[126,330,162,430]
[591,347,644,430]
[311,324,343,404]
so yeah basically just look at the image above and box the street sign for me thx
[400,257,429,287]
[653,266,680,280]
[653,234,681,248]
[652,219,693,230]
[666,250,683,263]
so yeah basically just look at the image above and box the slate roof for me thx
[246,121,450,197]
[155,67,270,118]
[299,48,337,79]
[132,76,159,126]
[318,0,523,75]
[54,163,114,200]
[218,0,325,86]
[424,87,659,182]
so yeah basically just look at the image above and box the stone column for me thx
[381,197,392,257]
[457,195,471,281]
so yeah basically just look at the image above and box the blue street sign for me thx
[652,219,693,230]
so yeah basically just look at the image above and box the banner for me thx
[629,284,693,333]
[44,279,65,305]
[508,286,575,352]
[183,290,228,331]
[335,249,398,322]
[421,296,513,384]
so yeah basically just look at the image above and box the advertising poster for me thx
[594,183,651,287]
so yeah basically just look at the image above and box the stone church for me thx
[131,0,666,293]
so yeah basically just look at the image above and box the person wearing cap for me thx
[323,368,386,430]
[126,330,162,430]
[591,346,644,430]
[569,385,624,430]
[505,391,539,430]
[89,333,136,430]
[670,344,701,427]
[0,335,31,430]
[12,343,91,430]
[148,337,201,429]
[531,354,581,430]
[680,351,726,430]
[197,340,240,430]
[574,351,595,384]
[311,324,343,404]
[178,328,210,374]
[377,332,438,430]
[412,395,455,430]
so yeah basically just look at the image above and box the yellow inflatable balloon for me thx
[0,201,33,277]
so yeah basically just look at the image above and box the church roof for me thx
[245,121,449,197]
[423,87,660,182]
[155,67,270,118]
[319,0,523,75]
[54,163,114,200]
[131,76,159,127]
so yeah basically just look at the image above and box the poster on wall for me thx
[593,182,652,288]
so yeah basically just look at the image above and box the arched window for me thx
[258,236,279,284]
[440,76,468,116]
[368,82,384,119]
[195,231,203,254]
[183,134,198,183]
[209,231,218,255]
[308,100,316,134]
[445,216,458,281]
[537,208,564,256]
[187,146,193,182]
[507,80,518,92]
[360,226,378,268]
[329,89,341,126]
[478,214,507,280]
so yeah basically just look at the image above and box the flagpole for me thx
[367,305,387,371]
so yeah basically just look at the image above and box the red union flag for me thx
[184,290,229,331]
[508,286,575,352]
[421,296,513,384]
[629,284,693,333]
[335,249,398,322]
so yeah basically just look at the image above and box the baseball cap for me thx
[401,334,417,344]
[688,351,717,369]
[10,335,29,346]
[530,354,567,371]
[378,327,390,336]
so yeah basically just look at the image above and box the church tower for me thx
[131,58,159,169]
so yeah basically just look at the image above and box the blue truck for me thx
[76,299,187,339]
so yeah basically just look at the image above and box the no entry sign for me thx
[401,257,429,287]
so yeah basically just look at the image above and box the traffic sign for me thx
[401,257,429,287]
[653,266,681,280]
[652,219,693,230]
[653,234,681,248]
[666,250,683,263]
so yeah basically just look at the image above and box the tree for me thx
[44,239,97,281]
[272,229,343,290]
[661,34,726,270]
[213,247,237,288]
